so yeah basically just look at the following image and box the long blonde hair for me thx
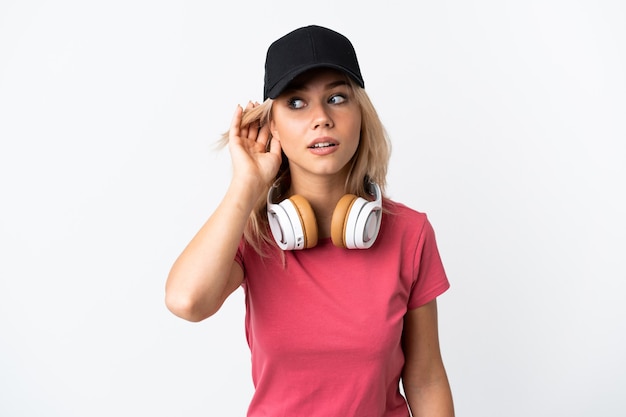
[219,78,391,256]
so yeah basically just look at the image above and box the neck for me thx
[288,174,348,239]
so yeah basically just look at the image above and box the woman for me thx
[166,25,454,417]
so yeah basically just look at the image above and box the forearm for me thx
[165,178,260,321]
[402,302,454,417]
[403,373,454,417]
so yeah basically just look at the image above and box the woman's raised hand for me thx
[228,102,282,190]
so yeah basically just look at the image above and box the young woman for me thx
[166,25,454,417]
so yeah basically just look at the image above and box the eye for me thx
[329,94,347,105]
[287,97,306,109]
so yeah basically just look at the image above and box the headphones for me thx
[267,181,383,250]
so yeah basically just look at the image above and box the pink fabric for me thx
[236,200,450,417]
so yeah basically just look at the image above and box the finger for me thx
[229,105,243,141]
[267,135,281,157]
[250,101,267,141]
[240,101,255,139]
[256,122,270,149]
[248,121,260,142]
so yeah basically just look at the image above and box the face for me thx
[270,68,362,181]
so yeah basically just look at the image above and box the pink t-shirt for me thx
[236,200,450,417]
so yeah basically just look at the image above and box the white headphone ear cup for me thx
[352,201,382,249]
[268,201,297,250]
[342,182,383,249]
[288,195,318,248]
[331,194,358,248]
[268,197,317,250]
[343,197,369,249]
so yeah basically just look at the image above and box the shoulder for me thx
[378,198,440,246]
[383,199,429,228]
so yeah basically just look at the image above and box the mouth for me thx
[308,142,337,149]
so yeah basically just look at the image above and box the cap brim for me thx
[265,63,365,100]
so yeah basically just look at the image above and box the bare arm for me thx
[402,300,455,417]
[165,103,281,322]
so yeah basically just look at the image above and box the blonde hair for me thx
[219,77,391,256]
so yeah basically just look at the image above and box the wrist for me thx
[226,176,266,212]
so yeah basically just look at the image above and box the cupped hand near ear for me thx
[228,101,282,191]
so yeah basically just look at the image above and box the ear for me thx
[269,119,279,139]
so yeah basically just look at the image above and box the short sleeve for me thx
[407,217,450,310]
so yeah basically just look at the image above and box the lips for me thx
[307,137,338,149]
[309,142,336,149]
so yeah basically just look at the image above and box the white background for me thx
[1,1,625,416]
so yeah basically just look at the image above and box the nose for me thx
[310,103,334,129]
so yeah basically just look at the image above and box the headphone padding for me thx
[288,195,318,248]
[330,194,358,248]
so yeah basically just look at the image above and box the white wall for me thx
[1,1,624,416]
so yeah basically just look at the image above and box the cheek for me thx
[348,115,362,143]
[278,139,298,161]
[272,118,304,146]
